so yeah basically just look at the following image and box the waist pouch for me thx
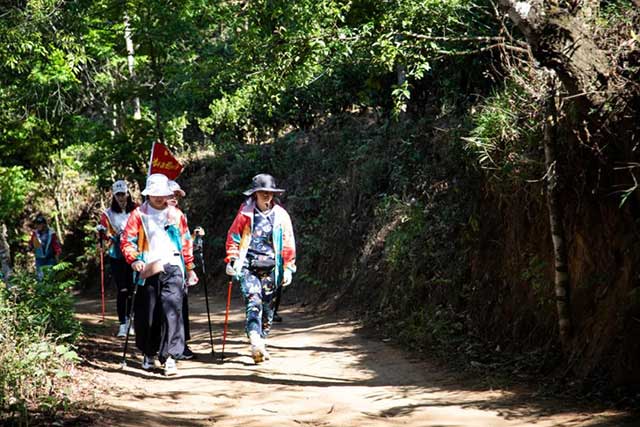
[249,258,276,270]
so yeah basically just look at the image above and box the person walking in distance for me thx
[29,215,61,280]
[225,173,296,363]
[98,180,137,338]
[120,173,197,376]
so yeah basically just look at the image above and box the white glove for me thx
[282,270,293,287]
[225,261,236,276]
[186,269,199,286]
[132,260,145,272]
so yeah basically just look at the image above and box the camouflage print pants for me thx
[240,267,277,338]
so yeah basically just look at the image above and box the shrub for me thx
[0,264,81,423]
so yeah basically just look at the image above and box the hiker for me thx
[29,215,61,280]
[167,179,196,360]
[98,180,137,338]
[225,173,296,363]
[120,173,197,376]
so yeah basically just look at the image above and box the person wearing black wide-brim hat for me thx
[224,173,296,364]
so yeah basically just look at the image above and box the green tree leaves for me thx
[0,167,33,223]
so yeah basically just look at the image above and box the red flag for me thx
[148,141,183,180]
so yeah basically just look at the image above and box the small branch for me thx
[399,32,507,44]
[432,43,529,60]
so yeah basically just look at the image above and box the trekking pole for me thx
[193,227,215,356]
[97,230,106,322]
[120,271,142,369]
[221,280,233,362]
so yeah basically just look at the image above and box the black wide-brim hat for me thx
[243,173,285,196]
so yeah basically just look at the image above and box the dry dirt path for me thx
[74,289,637,427]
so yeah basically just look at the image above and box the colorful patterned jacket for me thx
[120,202,195,276]
[100,207,136,259]
[225,198,296,285]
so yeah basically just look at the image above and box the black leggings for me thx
[183,291,190,342]
[110,257,134,323]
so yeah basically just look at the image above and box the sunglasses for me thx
[115,192,127,197]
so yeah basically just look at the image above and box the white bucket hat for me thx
[168,180,186,197]
[112,180,128,194]
[141,173,173,197]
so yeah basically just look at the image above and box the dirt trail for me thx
[74,289,636,427]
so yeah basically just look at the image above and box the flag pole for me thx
[147,140,156,177]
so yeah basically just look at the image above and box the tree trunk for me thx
[395,34,407,118]
[499,0,610,110]
[0,223,12,282]
[123,13,142,120]
[150,46,164,144]
[544,77,572,345]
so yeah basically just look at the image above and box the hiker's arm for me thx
[180,213,196,272]
[120,210,143,267]
[225,207,247,264]
[281,211,296,274]
[52,233,62,259]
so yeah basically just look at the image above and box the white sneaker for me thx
[164,357,178,376]
[263,344,270,360]
[142,354,156,371]
[129,324,135,336]
[117,323,127,338]
[249,331,266,364]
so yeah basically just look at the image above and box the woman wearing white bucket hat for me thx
[120,173,197,376]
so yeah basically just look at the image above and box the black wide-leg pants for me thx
[134,264,185,362]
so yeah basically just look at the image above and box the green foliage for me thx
[465,79,543,183]
[382,196,426,270]
[598,0,635,27]
[199,0,500,134]
[521,255,552,309]
[0,264,81,422]
[396,306,465,352]
[7,263,82,341]
[0,167,34,223]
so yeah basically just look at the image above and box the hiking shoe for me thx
[175,346,195,360]
[117,323,127,338]
[263,343,271,360]
[142,355,156,371]
[273,313,283,322]
[164,357,178,376]
[249,331,265,364]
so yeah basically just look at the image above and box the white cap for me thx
[141,174,173,197]
[168,180,186,197]
[112,180,128,194]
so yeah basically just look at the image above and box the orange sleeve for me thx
[120,208,143,265]
[225,206,248,263]
[180,213,195,271]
